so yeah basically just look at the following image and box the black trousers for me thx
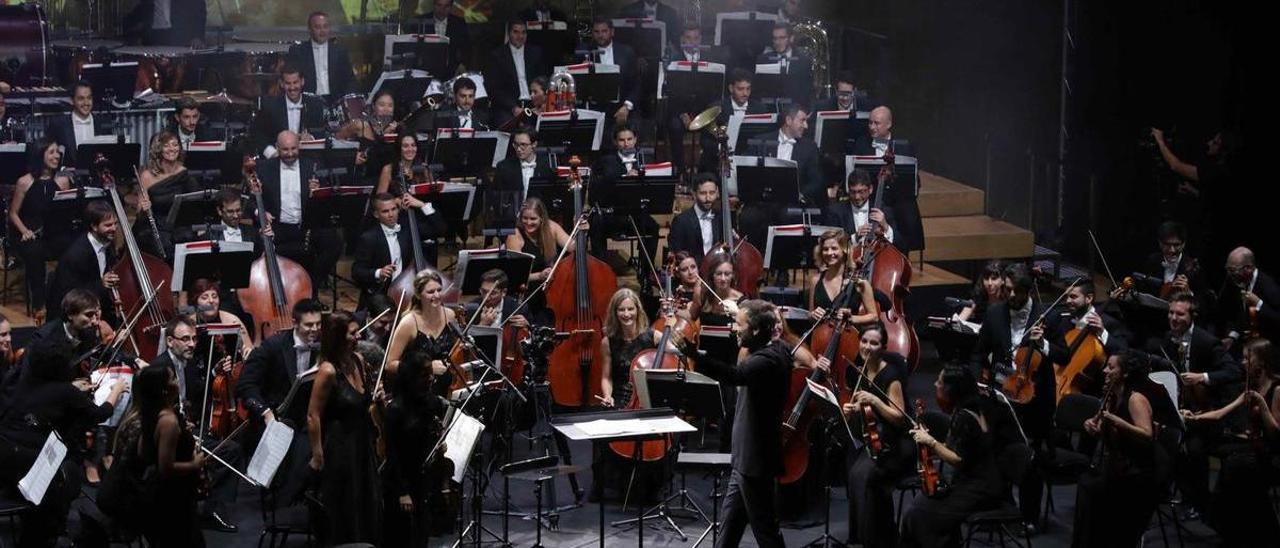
[846,444,910,547]
[1175,421,1221,514]
[716,469,786,548]
[271,223,342,291]
[15,238,50,310]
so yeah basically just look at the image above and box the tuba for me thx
[548,69,576,111]
[791,20,831,100]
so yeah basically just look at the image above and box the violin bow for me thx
[356,306,393,335]
[627,215,665,292]
[191,433,262,488]
[1087,230,1121,291]
[197,326,218,441]
[506,207,592,317]
[89,280,166,390]
[373,291,408,393]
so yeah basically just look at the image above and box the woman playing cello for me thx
[806,229,880,324]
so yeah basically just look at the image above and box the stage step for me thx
[918,171,986,218]
[910,215,1036,262]
[913,263,971,288]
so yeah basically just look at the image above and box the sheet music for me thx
[247,420,294,487]
[577,418,649,437]
[444,412,486,483]
[18,432,67,505]
[806,379,857,442]
[91,367,134,427]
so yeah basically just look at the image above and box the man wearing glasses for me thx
[493,128,554,200]
[1218,247,1280,350]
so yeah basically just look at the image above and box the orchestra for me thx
[0,3,1265,547]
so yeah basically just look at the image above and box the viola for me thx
[237,156,313,340]
[1005,338,1043,405]
[914,398,942,497]
[205,326,249,440]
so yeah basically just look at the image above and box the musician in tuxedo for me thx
[519,0,567,22]
[970,264,1065,526]
[756,24,813,108]
[825,170,897,244]
[1117,221,1211,342]
[737,104,826,253]
[419,0,471,74]
[664,25,731,174]
[697,69,769,172]
[618,0,682,51]
[287,12,356,98]
[1217,246,1280,347]
[589,125,661,278]
[235,298,325,503]
[167,97,217,150]
[813,70,872,114]
[43,82,115,167]
[434,77,492,131]
[588,18,641,126]
[1048,281,1132,396]
[1146,291,1242,520]
[854,105,925,253]
[667,174,725,266]
[47,201,120,324]
[351,193,436,310]
[853,105,914,158]
[250,131,341,292]
[150,316,240,531]
[488,20,546,129]
[254,66,328,156]
[181,188,261,245]
[462,269,547,328]
[7,289,111,387]
[492,128,554,199]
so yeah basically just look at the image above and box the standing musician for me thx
[678,299,793,548]
[168,97,215,150]
[149,316,240,532]
[48,201,120,324]
[43,81,114,167]
[9,138,75,319]
[1073,350,1182,547]
[805,228,880,323]
[1049,281,1132,396]
[136,131,198,259]
[824,171,896,244]
[383,348,454,543]
[125,364,206,546]
[487,20,545,130]
[666,174,724,266]
[235,298,325,503]
[252,130,341,292]
[351,192,442,309]
[1182,337,1280,543]
[839,324,912,547]
[385,271,457,387]
[287,12,356,98]
[254,67,327,156]
[1218,247,1280,348]
[306,310,382,544]
[955,260,1009,324]
[900,365,1006,548]
[589,124,661,276]
[492,128,554,200]
[969,263,1060,527]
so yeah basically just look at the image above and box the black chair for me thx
[257,487,312,548]
[1041,393,1100,525]
[0,491,33,547]
[964,442,1035,548]
[1148,425,1187,548]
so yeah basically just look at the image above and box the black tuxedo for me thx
[667,205,724,266]
[486,44,546,120]
[852,136,915,158]
[236,330,315,425]
[588,152,660,272]
[823,201,898,243]
[253,94,328,152]
[697,98,769,172]
[351,223,414,302]
[755,50,813,107]
[165,123,219,147]
[588,41,641,110]
[286,40,356,97]
[1145,326,1241,402]
[47,233,115,323]
[151,350,208,419]
[1137,253,1208,298]
[1217,270,1280,343]
[43,114,115,166]
[518,6,568,22]
[778,137,827,209]
[813,91,873,114]
[415,14,470,74]
[434,108,493,131]
[254,157,319,224]
[492,155,555,197]
[971,300,1065,438]
[618,1,682,50]
[252,156,341,280]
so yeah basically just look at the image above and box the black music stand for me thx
[172,240,255,293]
[733,120,777,155]
[526,177,573,228]
[599,178,679,218]
[0,145,26,186]
[750,64,788,103]
[482,189,523,239]
[763,224,840,272]
[526,22,574,67]
[184,145,239,188]
[389,39,451,78]
[573,66,622,109]
[698,326,737,365]
[80,61,140,105]
[305,185,373,232]
[715,12,777,60]
[302,141,359,184]
[537,113,603,153]
[665,65,724,115]
[815,113,866,157]
[167,189,225,230]
[409,182,476,227]
[736,161,799,207]
[50,186,108,236]
[613,20,667,60]
[76,142,140,178]
[371,69,435,112]
[433,134,499,178]
[455,248,535,296]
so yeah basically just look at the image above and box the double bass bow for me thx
[238,156,313,340]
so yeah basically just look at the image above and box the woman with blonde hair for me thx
[136,131,197,258]
[386,270,458,392]
[806,228,879,324]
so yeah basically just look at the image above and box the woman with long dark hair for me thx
[7,138,75,317]
[383,349,454,544]
[955,260,1008,323]
[131,364,205,547]
[306,310,383,544]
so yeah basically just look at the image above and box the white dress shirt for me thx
[597,42,615,65]
[434,17,449,36]
[520,158,537,197]
[152,0,172,30]
[775,130,796,161]
[1009,298,1048,357]
[731,99,748,116]
[89,232,109,274]
[849,201,895,243]
[619,151,639,174]
[643,1,658,18]
[683,49,700,63]
[457,109,473,129]
[285,96,303,133]
[169,350,188,404]
[872,134,892,157]
[293,332,314,375]
[72,113,95,145]
[534,9,552,21]
[1161,254,1181,283]
[178,129,196,150]
[311,41,331,96]
[510,45,531,99]
[279,161,303,224]
[696,206,715,255]
[377,223,403,280]
[221,222,243,242]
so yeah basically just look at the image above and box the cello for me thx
[385,166,457,305]
[701,126,764,298]
[96,154,174,361]
[850,150,919,370]
[809,274,866,408]
[545,156,618,407]
[1054,317,1107,403]
[238,156,313,340]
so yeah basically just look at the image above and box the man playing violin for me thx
[462,269,547,329]
[1217,247,1280,349]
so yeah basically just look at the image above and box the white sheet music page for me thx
[247,420,294,487]
[19,432,68,505]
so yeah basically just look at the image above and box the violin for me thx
[1090,377,1119,468]
[915,398,942,497]
[1005,324,1045,405]
[204,326,249,440]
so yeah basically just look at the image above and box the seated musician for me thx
[664,24,730,174]
[11,289,129,383]
[9,138,75,320]
[235,298,325,504]
[287,11,355,99]
[136,131,199,259]
[756,23,814,107]
[434,77,492,131]
[352,192,442,309]
[168,97,216,150]
[1050,280,1132,397]
[492,128,555,200]
[588,124,661,277]
[1218,246,1280,347]
[44,81,114,167]
[149,315,241,532]
[254,67,327,157]
[587,17,641,126]
[970,263,1063,526]
[666,174,724,266]
[825,170,897,244]
[1145,291,1241,521]
[183,188,262,245]
[738,104,825,256]
[698,69,768,173]
[840,324,912,547]
[48,201,120,324]
[1182,337,1280,543]
[487,20,545,129]
[815,70,871,113]
[1139,221,1208,298]
[955,260,1009,324]
[1073,350,1183,547]
[188,277,254,354]
[417,0,471,74]
[806,228,880,322]
[856,105,915,158]
[670,251,703,320]
[461,268,545,329]
[505,197,573,291]
[252,130,342,292]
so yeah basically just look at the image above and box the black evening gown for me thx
[317,368,383,544]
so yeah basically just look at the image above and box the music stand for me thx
[728,114,778,158]
[76,142,140,177]
[526,177,574,228]
[732,156,798,206]
[814,110,868,157]
[50,186,107,235]
[455,248,535,295]
[171,240,255,294]
[301,139,359,185]
[660,61,725,110]
[846,154,920,203]
[714,11,778,53]
[80,61,140,104]
[370,69,435,110]
[0,144,26,186]
[166,189,225,229]
[763,223,841,271]
[598,178,679,218]
[383,35,451,78]
[433,129,509,177]
[612,18,667,59]
[407,181,476,224]
[751,62,788,102]
[305,185,374,232]
[184,141,239,188]
[554,63,621,109]
[697,324,736,365]
[536,109,605,153]
[482,188,523,239]
[526,20,574,66]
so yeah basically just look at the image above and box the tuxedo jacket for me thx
[971,300,1067,437]
[165,123,219,145]
[236,329,314,425]
[1137,252,1209,299]
[48,233,116,323]
[254,94,328,151]
[851,136,915,159]
[1045,308,1133,359]
[486,44,546,114]
[253,157,320,225]
[517,7,568,22]
[772,137,827,209]
[151,351,209,423]
[755,50,813,106]
[823,201,898,242]
[44,114,115,166]
[434,108,494,132]
[698,98,769,168]
[813,90,873,114]
[351,224,415,292]
[618,1,682,50]
[1146,326,1242,408]
[590,151,652,205]
[462,296,551,328]
[492,155,555,195]
[588,42,641,109]
[1217,270,1280,343]
[287,40,356,97]
[666,206,725,266]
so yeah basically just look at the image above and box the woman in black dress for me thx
[383,348,453,545]
[504,196,573,316]
[136,131,198,259]
[387,270,459,394]
[1073,350,1182,547]
[955,260,1008,323]
[900,364,1005,548]
[132,364,205,547]
[306,310,383,544]
[805,229,880,323]
[7,138,74,317]
[839,324,911,547]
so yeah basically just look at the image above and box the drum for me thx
[232,28,311,45]
[51,39,122,86]
[220,42,290,98]
[114,46,198,94]
[0,4,49,86]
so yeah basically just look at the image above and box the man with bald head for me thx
[247,131,342,291]
[857,106,914,157]
[1217,247,1280,347]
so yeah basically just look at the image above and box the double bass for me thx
[701,126,764,298]
[238,156,313,340]
[850,150,919,370]
[96,154,174,360]
[545,156,618,407]
[386,167,457,305]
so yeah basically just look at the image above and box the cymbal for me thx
[687,105,722,131]
[194,93,254,106]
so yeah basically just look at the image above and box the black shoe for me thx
[201,512,238,533]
